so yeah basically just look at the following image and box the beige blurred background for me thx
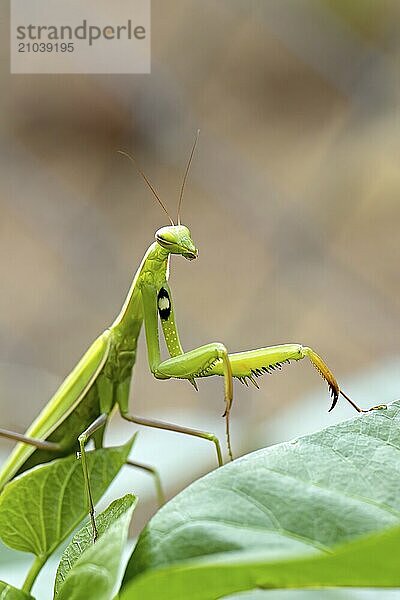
[0,0,400,541]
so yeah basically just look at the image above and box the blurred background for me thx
[1,1,400,596]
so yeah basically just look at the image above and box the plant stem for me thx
[22,555,46,594]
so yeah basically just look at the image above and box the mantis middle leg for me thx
[120,411,224,467]
[126,459,165,506]
[116,372,226,467]
[77,413,108,541]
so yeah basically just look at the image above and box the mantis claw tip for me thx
[328,398,337,412]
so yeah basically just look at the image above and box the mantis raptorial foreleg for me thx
[208,344,340,406]
[140,283,233,460]
[206,343,385,413]
[156,343,234,459]
[156,343,234,415]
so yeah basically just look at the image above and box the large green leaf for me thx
[0,436,135,558]
[0,581,34,600]
[123,401,400,596]
[121,521,400,599]
[55,494,136,600]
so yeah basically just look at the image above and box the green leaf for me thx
[54,494,136,597]
[54,494,136,600]
[0,581,34,600]
[121,521,400,599]
[0,436,135,559]
[122,401,400,597]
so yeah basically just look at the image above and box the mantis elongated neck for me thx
[112,242,169,330]
[140,242,170,287]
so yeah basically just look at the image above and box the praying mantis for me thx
[0,131,385,540]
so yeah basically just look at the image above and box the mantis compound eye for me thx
[155,235,173,247]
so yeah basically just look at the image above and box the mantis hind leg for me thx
[126,459,165,506]
[77,413,108,542]
[0,428,61,451]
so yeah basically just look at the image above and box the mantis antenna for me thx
[177,129,200,225]
[118,149,174,226]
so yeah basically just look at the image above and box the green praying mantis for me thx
[0,131,385,540]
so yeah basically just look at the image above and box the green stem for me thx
[22,555,46,594]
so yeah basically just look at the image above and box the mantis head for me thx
[155,225,198,261]
[119,130,201,255]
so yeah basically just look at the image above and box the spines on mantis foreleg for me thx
[203,344,340,411]
[157,284,184,359]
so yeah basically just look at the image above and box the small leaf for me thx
[0,581,34,600]
[54,494,137,596]
[123,401,400,596]
[0,436,135,558]
[55,494,136,600]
